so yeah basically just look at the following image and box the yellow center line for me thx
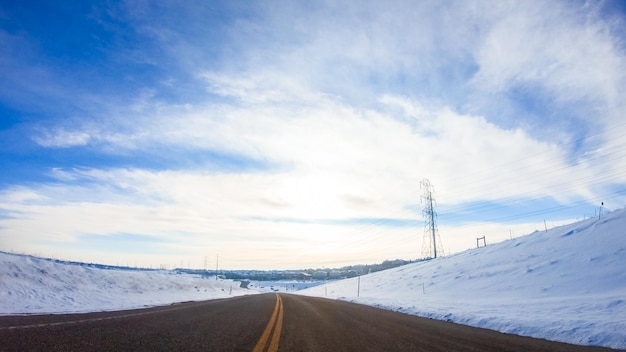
[252,294,284,352]
[268,295,283,351]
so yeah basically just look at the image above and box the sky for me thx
[1,0,626,270]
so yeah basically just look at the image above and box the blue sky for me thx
[1,0,626,269]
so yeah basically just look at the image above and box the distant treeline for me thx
[2,250,422,281]
[176,258,422,281]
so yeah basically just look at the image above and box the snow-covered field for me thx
[248,280,326,293]
[297,209,626,349]
[1,209,625,349]
[0,255,255,315]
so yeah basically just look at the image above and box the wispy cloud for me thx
[33,128,91,148]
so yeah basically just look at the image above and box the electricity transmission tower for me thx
[421,178,444,259]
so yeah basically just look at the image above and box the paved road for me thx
[0,293,621,351]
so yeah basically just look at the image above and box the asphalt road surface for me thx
[0,293,622,351]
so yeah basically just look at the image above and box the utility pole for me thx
[599,202,604,220]
[421,179,444,259]
[428,191,437,258]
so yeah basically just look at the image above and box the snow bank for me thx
[0,254,255,315]
[297,209,626,349]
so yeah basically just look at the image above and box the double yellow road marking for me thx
[253,294,284,352]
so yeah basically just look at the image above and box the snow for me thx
[1,210,625,349]
[297,209,626,349]
[0,255,255,315]
[247,280,326,293]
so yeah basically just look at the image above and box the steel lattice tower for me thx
[420,179,444,259]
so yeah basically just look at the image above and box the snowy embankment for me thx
[0,254,255,315]
[298,209,626,349]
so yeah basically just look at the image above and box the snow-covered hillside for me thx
[0,254,255,315]
[298,209,626,349]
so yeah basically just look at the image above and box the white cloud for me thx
[33,128,91,148]
[3,90,615,268]
[0,186,48,204]
[472,1,624,101]
[465,1,626,151]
